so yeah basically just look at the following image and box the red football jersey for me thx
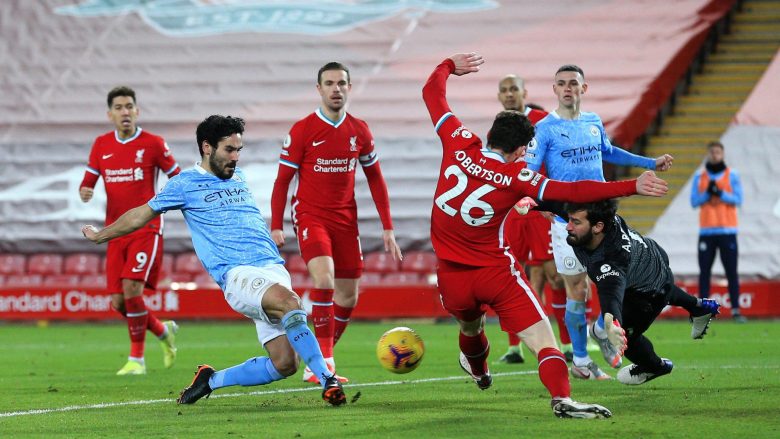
[423,59,638,267]
[81,128,179,233]
[277,108,378,226]
[503,106,551,261]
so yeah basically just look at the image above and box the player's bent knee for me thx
[272,353,299,377]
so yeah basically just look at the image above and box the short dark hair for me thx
[565,199,618,230]
[196,115,245,156]
[707,140,724,150]
[486,110,535,154]
[107,86,136,108]
[555,64,585,80]
[318,62,350,84]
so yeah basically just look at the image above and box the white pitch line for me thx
[0,371,537,419]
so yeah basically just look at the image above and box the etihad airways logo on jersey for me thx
[55,1,497,37]
[314,157,356,173]
[105,168,144,183]
[204,187,248,206]
[454,150,512,186]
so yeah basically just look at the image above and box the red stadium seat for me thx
[5,274,43,288]
[63,253,101,275]
[168,272,194,283]
[80,274,107,288]
[363,252,400,274]
[290,272,313,290]
[43,274,81,287]
[160,254,174,276]
[382,272,424,286]
[27,254,63,275]
[174,252,206,275]
[194,273,219,289]
[0,254,26,275]
[400,251,437,274]
[286,254,309,274]
[360,272,384,286]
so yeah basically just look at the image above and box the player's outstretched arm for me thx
[635,171,668,197]
[448,52,484,76]
[655,154,674,172]
[82,204,160,245]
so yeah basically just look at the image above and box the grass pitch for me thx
[1,318,778,438]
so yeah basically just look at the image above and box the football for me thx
[376,326,425,374]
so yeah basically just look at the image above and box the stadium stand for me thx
[363,252,401,274]
[285,254,309,274]
[4,0,780,320]
[173,252,207,276]
[27,254,63,276]
[5,275,43,288]
[0,254,26,276]
[63,253,101,276]
[400,251,437,275]
[43,274,81,288]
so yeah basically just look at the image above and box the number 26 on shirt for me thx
[435,165,496,226]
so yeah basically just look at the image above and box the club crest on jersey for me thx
[283,134,291,149]
[518,168,535,182]
[349,136,358,151]
[527,138,537,151]
[600,264,611,273]
[590,126,599,137]
[135,149,145,163]
[564,257,577,269]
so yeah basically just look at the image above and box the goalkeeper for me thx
[562,199,720,385]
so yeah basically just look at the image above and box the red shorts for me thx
[295,214,363,278]
[524,214,553,267]
[436,258,547,334]
[105,231,163,294]
[504,211,552,266]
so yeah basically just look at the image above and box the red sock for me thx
[333,303,354,346]
[537,347,571,399]
[125,296,148,359]
[144,289,166,338]
[459,331,490,377]
[310,288,334,358]
[551,287,570,344]
[507,331,521,346]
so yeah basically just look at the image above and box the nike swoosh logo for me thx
[102,154,114,159]
[312,140,326,146]
[560,133,569,139]
[131,267,146,273]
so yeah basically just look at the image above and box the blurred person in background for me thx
[690,141,744,322]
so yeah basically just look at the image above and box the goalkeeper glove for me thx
[604,313,627,357]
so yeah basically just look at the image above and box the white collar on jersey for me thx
[114,127,143,144]
[315,107,347,128]
[480,147,506,163]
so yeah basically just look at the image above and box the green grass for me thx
[1,319,778,438]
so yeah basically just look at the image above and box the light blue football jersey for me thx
[525,111,654,182]
[148,165,284,290]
